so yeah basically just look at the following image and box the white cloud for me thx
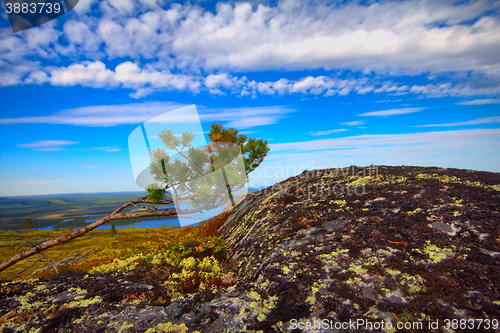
[457,99,500,105]
[270,129,500,154]
[62,20,102,55]
[291,76,335,95]
[409,82,500,97]
[1,57,498,98]
[416,116,500,127]
[358,107,425,117]
[248,128,500,187]
[93,146,123,152]
[2,102,185,127]
[1,1,500,98]
[35,148,64,151]
[204,73,247,95]
[340,121,364,126]
[72,0,99,14]
[236,75,409,97]
[43,61,201,96]
[49,61,115,87]
[199,106,295,129]
[0,61,41,86]
[18,140,79,149]
[159,1,500,75]
[309,129,348,136]
[1,103,294,128]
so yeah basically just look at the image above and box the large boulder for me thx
[1,166,499,332]
[215,165,500,331]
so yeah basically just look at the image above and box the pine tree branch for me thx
[172,146,209,181]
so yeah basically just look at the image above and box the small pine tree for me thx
[22,218,37,234]
[110,224,117,236]
[67,220,74,232]
[147,122,270,213]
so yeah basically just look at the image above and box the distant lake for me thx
[0,188,262,230]
[37,225,59,230]
[39,218,182,230]
[96,219,182,229]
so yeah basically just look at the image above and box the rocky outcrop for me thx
[1,166,499,332]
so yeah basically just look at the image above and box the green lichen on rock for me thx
[422,241,455,263]
[145,322,197,333]
[67,295,102,308]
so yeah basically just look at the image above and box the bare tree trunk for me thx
[0,196,176,273]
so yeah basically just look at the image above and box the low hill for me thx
[1,166,499,332]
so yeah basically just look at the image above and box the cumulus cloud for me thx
[1,60,497,99]
[160,1,500,74]
[204,73,247,95]
[3,57,424,97]
[358,107,425,117]
[49,61,115,87]
[409,82,500,97]
[1,0,500,97]
[42,61,202,96]
[62,20,102,56]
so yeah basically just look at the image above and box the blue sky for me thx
[0,0,499,197]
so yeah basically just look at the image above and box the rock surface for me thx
[1,166,500,332]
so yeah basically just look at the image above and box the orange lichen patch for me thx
[120,291,149,305]
[0,309,40,324]
[193,211,232,238]
[0,313,16,325]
